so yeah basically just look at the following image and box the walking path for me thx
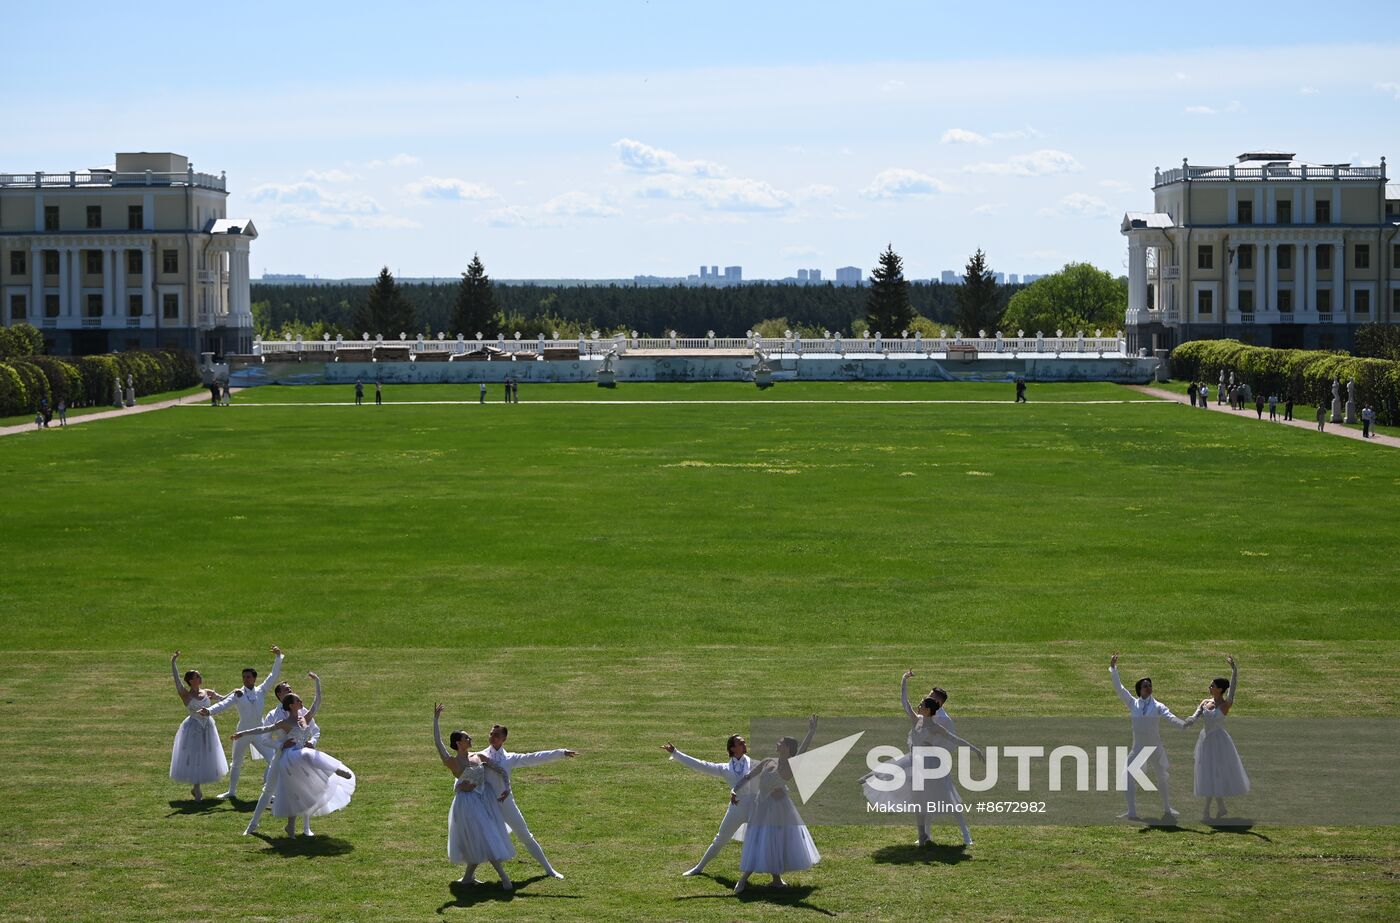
[0,389,234,438]
[1126,384,1400,448]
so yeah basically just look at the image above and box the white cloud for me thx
[860,168,949,199]
[247,182,416,229]
[1300,86,1320,95]
[637,174,791,211]
[305,168,358,183]
[1174,71,1189,81]
[963,149,1082,176]
[487,191,621,228]
[405,176,497,201]
[1038,192,1113,219]
[794,183,838,202]
[941,128,990,145]
[971,202,1007,216]
[880,79,907,93]
[1185,100,1245,115]
[1377,82,1400,100]
[613,138,724,177]
[366,153,421,168]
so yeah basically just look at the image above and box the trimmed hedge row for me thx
[1170,339,1400,424]
[0,348,199,418]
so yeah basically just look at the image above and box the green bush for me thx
[1171,339,1400,424]
[0,364,27,415]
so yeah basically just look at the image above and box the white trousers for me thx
[247,747,284,831]
[226,734,275,795]
[1124,743,1172,816]
[495,797,556,875]
[693,799,751,869]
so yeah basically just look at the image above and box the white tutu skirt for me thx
[739,791,820,874]
[1194,728,1250,797]
[170,715,228,784]
[448,789,517,864]
[862,750,965,816]
[270,746,355,817]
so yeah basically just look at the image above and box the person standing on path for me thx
[1199,384,1210,407]
[1285,395,1294,421]
[375,381,382,406]
[1254,395,1264,419]
[1015,377,1027,403]
[1316,403,1326,432]
[56,398,66,427]
[512,378,520,403]
[1268,394,1277,421]
[503,377,512,403]
[354,379,364,406]
[479,381,487,404]
[1187,382,1197,407]
[1362,404,1375,438]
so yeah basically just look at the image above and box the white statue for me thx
[124,373,136,407]
[600,346,617,374]
[1332,378,1341,403]
[1347,379,1356,404]
[113,377,124,407]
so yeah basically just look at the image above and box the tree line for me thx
[251,249,1129,341]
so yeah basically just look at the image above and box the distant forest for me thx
[250,280,1025,339]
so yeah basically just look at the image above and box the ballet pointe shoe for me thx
[335,768,352,779]
[191,785,202,800]
[284,818,296,837]
[771,875,788,888]
[733,877,748,894]
[682,865,704,877]
[547,869,564,880]
[500,878,513,891]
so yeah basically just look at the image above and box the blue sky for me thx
[7,2,1399,280]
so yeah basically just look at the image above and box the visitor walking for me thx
[38,396,51,428]
[1316,403,1326,432]
[56,398,66,427]
[1254,395,1264,419]
[354,379,364,405]
[479,382,487,404]
[1362,404,1375,438]
[1015,377,1027,403]
[1285,395,1294,421]
[1187,382,1197,407]
[1268,394,1277,421]
[375,381,382,406]
[1199,384,1210,407]
[503,377,512,403]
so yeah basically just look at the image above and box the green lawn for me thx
[1,382,1396,922]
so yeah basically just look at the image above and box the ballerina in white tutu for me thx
[433,704,515,889]
[169,651,228,801]
[1182,655,1249,822]
[730,718,821,894]
[861,669,983,847]
[232,672,354,837]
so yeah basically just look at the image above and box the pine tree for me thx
[865,243,913,336]
[353,267,416,337]
[453,253,498,337]
[954,249,1001,334]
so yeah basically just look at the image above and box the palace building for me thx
[0,152,255,356]
[1121,151,1400,354]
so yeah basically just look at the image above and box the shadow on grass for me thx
[1204,819,1271,842]
[247,831,355,857]
[165,798,224,816]
[871,842,972,866]
[435,875,578,912]
[675,874,833,916]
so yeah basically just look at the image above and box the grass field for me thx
[1,381,1397,922]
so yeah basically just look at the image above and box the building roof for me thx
[207,218,258,238]
[1122,212,1174,232]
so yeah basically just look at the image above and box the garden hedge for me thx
[0,348,198,417]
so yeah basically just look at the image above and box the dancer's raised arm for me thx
[508,747,578,768]
[1222,655,1238,713]
[305,672,323,720]
[171,652,189,701]
[257,646,284,695]
[433,703,455,768]
[232,717,290,740]
[798,715,818,755]
[1109,653,1135,709]
[901,669,916,720]
[660,742,730,780]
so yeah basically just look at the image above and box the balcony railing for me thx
[1156,162,1385,187]
[1241,313,1255,324]
[0,169,226,192]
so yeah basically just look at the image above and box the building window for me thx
[9,251,25,275]
[44,250,59,275]
[129,251,145,274]
[1317,289,1332,312]
[1197,245,1213,270]
[1393,289,1400,316]
[1237,245,1253,270]
[1355,290,1371,314]
[44,205,59,231]
[9,294,26,319]
[1315,200,1331,224]
[1276,200,1292,224]
[44,294,59,318]
[1238,289,1254,312]
[162,292,179,319]
[1316,244,1332,271]
[1278,245,1292,271]
[1197,289,1214,315]
[1392,244,1400,271]
[1278,289,1293,313]
[1237,200,1253,224]
[162,249,179,273]
[128,205,143,230]
[1356,245,1370,270]
[128,294,144,317]
[86,294,103,318]
[85,250,102,274]
[86,205,102,229]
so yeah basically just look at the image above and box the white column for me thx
[1332,237,1344,318]
[1265,186,1276,224]
[142,244,153,317]
[1228,187,1237,224]
[1291,187,1302,225]
[30,245,42,316]
[103,246,116,319]
[68,248,81,318]
[1299,243,1309,314]
[1305,186,1315,224]
[1128,239,1147,315]
[1265,243,1278,315]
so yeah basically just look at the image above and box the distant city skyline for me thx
[12,3,1399,281]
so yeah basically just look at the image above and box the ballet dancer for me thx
[662,733,754,877]
[169,651,228,801]
[479,724,577,880]
[1183,655,1249,822]
[242,681,305,835]
[434,705,515,889]
[203,645,283,799]
[1110,653,1187,822]
[731,719,821,894]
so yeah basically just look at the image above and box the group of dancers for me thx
[170,650,1249,893]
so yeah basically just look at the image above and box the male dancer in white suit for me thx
[661,734,752,877]
[1110,653,1187,822]
[242,680,319,836]
[204,645,283,799]
[473,724,577,881]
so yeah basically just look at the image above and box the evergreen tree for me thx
[353,267,416,336]
[865,243,914,336]
[954,248,1002,334]
[453,253,498,337]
